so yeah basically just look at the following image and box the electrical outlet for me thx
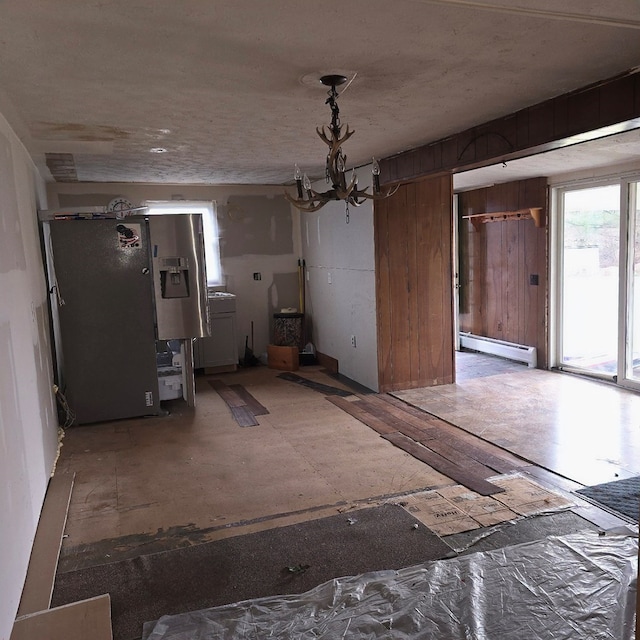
[253,272,261,281]
[351,335,356,347]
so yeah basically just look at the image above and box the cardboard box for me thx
[267,344,299,371]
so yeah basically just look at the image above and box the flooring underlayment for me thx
[140,529,638,640]
[394,473,574,536]
[52,505,454,640]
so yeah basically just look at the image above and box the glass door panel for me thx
[560,185,620,375]
[625,182,640,384]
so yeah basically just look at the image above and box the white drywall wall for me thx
[0,111,59,640]
[301,169,379,391]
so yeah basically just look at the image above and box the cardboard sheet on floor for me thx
[141,530,638,640]
[399,473,574,536]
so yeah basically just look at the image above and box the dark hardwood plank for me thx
[359,394,438,436]
[230,406,259,427]
[208,379,247,408]
[353,397,437,442]
[209,379,260,426]
[421,439,496,479]
[382,433,504,496]
[361,395,516,478]
[326,397,397,435]
[431,431,522,474]
[374,394,454,429]
[382,395,528,469]
[228,384,269,416]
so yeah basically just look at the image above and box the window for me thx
[551,176,640,390]
[145,201,222,286]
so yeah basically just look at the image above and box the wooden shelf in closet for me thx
[463,207,544,231]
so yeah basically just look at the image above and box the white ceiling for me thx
[1,0,640,186]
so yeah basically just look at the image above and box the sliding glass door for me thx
[555,178,640,390]
[624,180,640,385]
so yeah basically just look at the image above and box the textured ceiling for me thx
[1,0,640,186]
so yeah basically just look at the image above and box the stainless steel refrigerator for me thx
[46,214,210,425]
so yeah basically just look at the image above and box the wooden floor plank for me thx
[231,405,260,427]
[361,394,440,434]
[382,394,528,469]
[354,399,437,443]
[331,395,512,487]
[432,431,521,474]
[420,439,496,479]
[326,397,397,435]
[376,394,454,429]
[12,595,112,640]
[366,393,522,473]
[208,379,247,408]
[17,472,75,617]
[228,384,269,415]
[382,433,505,496]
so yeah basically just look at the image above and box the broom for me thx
[242,320,259,366]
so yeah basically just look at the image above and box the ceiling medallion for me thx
[285,74,398,222]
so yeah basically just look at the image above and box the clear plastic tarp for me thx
[142,529,638,640]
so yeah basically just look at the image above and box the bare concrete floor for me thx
[55,355,637,571]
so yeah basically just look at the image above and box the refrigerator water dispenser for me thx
[159,257,190,298]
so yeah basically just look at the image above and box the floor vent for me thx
[459,332,537,368]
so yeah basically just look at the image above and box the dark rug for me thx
[52,504,453,640]
[576,476,640,521]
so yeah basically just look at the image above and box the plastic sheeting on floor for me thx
[141,529,638,640]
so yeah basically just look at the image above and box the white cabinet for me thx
[194,293,238,372]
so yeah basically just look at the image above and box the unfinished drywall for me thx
[301,170,379,391]
[0,111,59,640]
[221,195,293,257]
[218,194,300,360]
[47,184,301,363]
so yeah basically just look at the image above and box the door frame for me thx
[550,173,640,391]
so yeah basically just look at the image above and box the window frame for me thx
[144,200,222,287]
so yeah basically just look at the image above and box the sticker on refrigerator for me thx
[116,223,141,249]
[145,391,154,407]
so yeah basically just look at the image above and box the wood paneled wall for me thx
[375,175,454,392]
[458,177,548,367]
[380,70,640,184]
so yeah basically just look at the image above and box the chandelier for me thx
[285,74,398,219]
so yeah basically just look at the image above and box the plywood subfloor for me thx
[54,359,635,573]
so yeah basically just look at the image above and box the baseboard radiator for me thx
[459,332,537,368]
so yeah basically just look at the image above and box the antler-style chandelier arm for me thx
[317,124,357,197]
[350,183,401,201]
[285,74,398,218]
[284,189,328,212]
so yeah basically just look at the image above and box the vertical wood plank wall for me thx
[457,177,548,367]
[375,175,454,392]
